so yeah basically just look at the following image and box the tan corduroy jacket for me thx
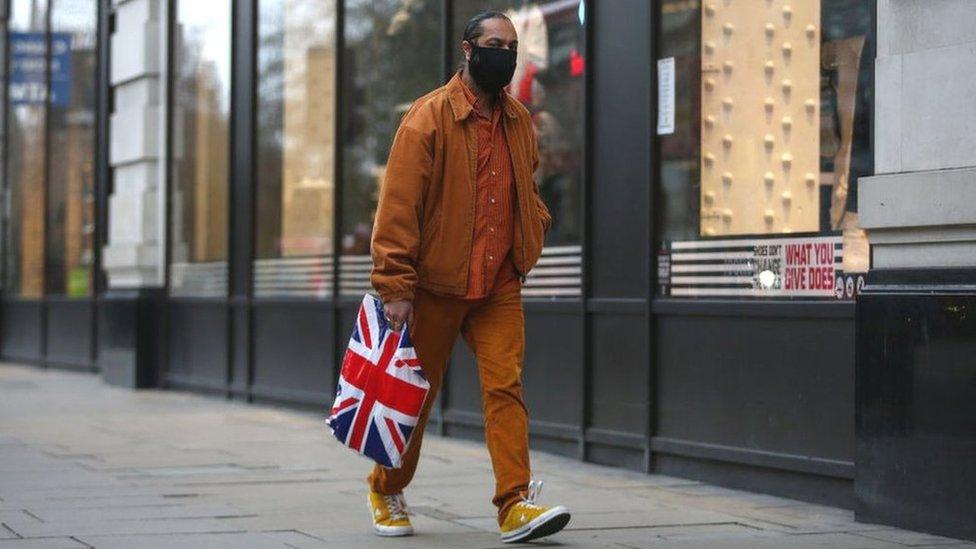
[370,72,552,303]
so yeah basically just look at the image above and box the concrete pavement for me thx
[0,363,972,549]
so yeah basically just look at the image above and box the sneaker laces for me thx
[522,479,544,510]
[384,493,410,519]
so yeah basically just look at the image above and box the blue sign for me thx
[49,33,73,107]
[8,32,73,107]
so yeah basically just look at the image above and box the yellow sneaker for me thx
[367,489,413,537]
[500,480,571,543]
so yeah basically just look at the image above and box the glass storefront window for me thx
[657,0,873,300]
[452,1,586,297]
[46,0,97,297]
[253,0,337,298]
[169,0,231,297]
[5,0,49,298]
[340,0,443,296]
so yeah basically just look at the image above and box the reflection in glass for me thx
[453,0,585,248]
[699,2,824,236]
[340,0,443,295]
[5,0,49,297]
[169,1,231,296]
[657,0,874,295]
[658,0,700,243]
[47,0,97,297]
[820,0,874,272]
[253,0,337,298]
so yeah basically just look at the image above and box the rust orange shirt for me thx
[459,77,521,299]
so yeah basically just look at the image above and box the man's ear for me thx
[461,39,473,61]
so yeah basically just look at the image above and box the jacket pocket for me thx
[523,202,547,273]
[536,198,552,235]
[417,211,441,275]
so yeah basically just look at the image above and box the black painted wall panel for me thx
[98,290,163,388]
[252,302,335,402]
[166,301,228,386]
[98,296,138,386]
[857,290,976,542]
[522,307,583,427]
[657,454,854,509]
[587,443,645,472]
[98,295,137,386]
[230,304,250,395]
[588,312,649,434]
[46,300,93,367]
[0,300,43,362]
[657,314,855,462]
[530,434,577,459]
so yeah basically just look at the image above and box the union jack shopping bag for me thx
[326,294,429,468]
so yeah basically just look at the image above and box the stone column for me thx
[98,0,168,388]
[856,0,976,542]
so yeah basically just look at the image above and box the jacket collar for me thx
[447,71,518,122]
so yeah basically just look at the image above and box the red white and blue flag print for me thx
[326,294,429,468]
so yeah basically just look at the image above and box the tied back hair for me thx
[458,10,511,71]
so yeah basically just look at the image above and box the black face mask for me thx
[467,45,517,93]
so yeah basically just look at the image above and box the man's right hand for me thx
[383,300,413,332]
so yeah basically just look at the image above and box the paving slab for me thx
[1,363,974,549]
[612,531,908,549]
[76,530,330,549]
[24,503,247,523]
[0,515,249,538]
[0,539,89,549]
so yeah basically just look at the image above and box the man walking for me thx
[366,9,569,544]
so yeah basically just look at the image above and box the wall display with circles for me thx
[699,1,820,237]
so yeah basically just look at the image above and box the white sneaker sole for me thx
[500,505,571,543]
[367,495,414,537]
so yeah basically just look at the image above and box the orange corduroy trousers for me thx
[367,284,531,525]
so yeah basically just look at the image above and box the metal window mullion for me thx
[159,0,176,388]
[644,0,664,476]
[579,0,593,462]
[40,0,52,360]
[331,0,345,395]
[91,0,112,366]
[1,9,11,297]
[227,0,257,397]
